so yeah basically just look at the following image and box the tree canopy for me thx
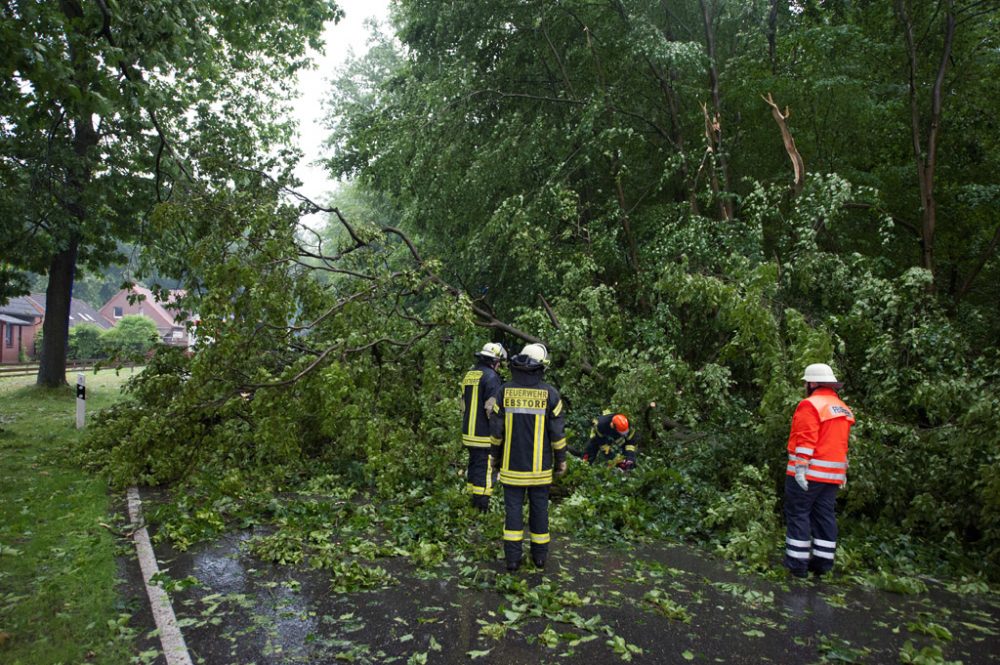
[0,0,341,385]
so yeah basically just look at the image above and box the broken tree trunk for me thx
[762,93,805,196]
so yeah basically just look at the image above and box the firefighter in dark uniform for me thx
[583,412,639,470]
[490,343,567,571]
[461,342,507,511]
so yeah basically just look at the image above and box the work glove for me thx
[794,464,808,491]
[617,460,635,472]
[555,461,567,478]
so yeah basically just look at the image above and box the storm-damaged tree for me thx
[0,0,341,386]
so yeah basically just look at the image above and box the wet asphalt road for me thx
[116,499,1000,665]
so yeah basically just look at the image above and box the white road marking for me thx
[127,487,194,665]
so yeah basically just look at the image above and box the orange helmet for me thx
[611,414,629,433]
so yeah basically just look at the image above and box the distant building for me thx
[0,294,112,363]
[99,286,191,347]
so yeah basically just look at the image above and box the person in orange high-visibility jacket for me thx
[784,363,855,578]
[490,343,567,571]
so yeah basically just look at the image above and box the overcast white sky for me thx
[292,0,392,204]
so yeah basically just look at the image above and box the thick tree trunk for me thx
[37,2,98,387]
[36,239,79,387]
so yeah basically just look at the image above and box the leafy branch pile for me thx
[79,0,1000,584]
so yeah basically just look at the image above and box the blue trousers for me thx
[783,476,839,574]
[503,485,550,565]
[466,448,495,510]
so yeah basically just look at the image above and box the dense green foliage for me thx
[98,315,159,359]
[80,0,999,585]
[66,316,159,360]
[67,323,105,360]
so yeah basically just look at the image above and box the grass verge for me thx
[0,369,138,665]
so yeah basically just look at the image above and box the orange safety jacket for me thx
[785,387,855,486]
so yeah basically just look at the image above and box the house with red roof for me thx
[99,286,192,347]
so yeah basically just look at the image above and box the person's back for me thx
[461,343,506,511]
[490,343,566,570]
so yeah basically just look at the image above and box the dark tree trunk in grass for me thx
[37,239,79,387]
[38,115,91,387]
[37,67,96,387]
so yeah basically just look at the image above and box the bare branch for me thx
[538,294,561,329]
[762,93,805,195]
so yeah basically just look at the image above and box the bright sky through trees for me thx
[293,0,392,204]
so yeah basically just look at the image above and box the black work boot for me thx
[506,559,521,572]
[532,557,546,570]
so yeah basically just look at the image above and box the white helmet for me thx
[802,363,838,383]
[520,343,549,366]
[477,342,507,361]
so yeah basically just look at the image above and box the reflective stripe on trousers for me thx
[504,485,550,565]
[783,476,839,574]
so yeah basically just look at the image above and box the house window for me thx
[4,324,12,348]
[113,306,123,318]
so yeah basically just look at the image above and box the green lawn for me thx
[0,369,139,665]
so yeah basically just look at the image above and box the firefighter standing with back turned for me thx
[461,342,507,512]
[784,363,855,578]
[490,343,567,571]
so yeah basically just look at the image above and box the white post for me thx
[76,373,86,429]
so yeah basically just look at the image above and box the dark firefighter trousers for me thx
[503,485,550,565]
[466,447,495,511]
[783,476,839,575]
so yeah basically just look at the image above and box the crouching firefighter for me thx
[461,342,507,511]
[784,363,855,578]
[490,343,567,571]
[583,412,640,471]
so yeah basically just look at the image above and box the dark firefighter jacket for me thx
[588,413,640,464]
[490,362,567,486]
[461,361,503,448]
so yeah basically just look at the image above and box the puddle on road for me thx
[137,527,999,664]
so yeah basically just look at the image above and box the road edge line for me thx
[127,486,194,665]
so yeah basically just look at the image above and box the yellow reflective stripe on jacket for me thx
[463,433,493,447]
[502,411,513,470]
[624,444,637,452]
[499,469,553,485]
[467,383,479,437]
[499,473,553,486]
[532,414,545,473]
[551,437,567,451]
[552,400,563,417]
